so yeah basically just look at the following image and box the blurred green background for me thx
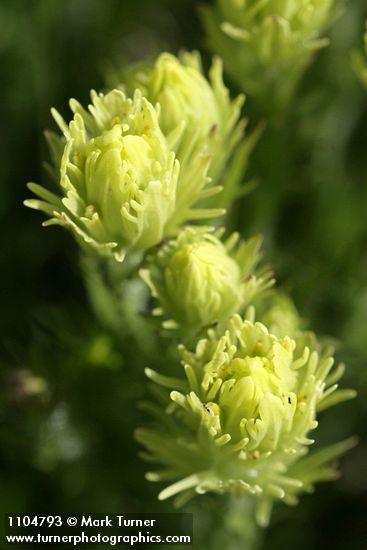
[0,0,367,548]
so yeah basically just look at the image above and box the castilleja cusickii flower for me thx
[25,89,179,262]
[136,312,356,525]
[118,51,253,225]
[140,227,273,334]
[201,0,341,111]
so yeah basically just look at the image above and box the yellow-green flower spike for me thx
[118,52,249,224]
[25,89,179,262]
[201,0,342,112]
[140,227,273,334]
[136,314,356,526]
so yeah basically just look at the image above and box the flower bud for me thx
[201,0,340,111]
[118,52,249,225]
[257,293,303,339]
[140,227,273,333]
[25,89,179,262]
[147,52,222,142]
[137,314,356,525]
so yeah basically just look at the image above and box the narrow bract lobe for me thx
[25,89,179,262]
[137,314,356,526]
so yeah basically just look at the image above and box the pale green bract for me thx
[119,52,255,224]
[201,0,341,111]
[136,313,356,526]
[257,293,303,339]
[25,89,179,262]
[140,227,273,334]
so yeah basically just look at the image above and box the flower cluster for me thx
[141,227,274,333]
[201,0,341,111]
[26,52,250,260]
[137,313,356,525]
[25,90,179,262]
[25,34,356,530]
[116,52,252,222]
[140,226,273,334]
